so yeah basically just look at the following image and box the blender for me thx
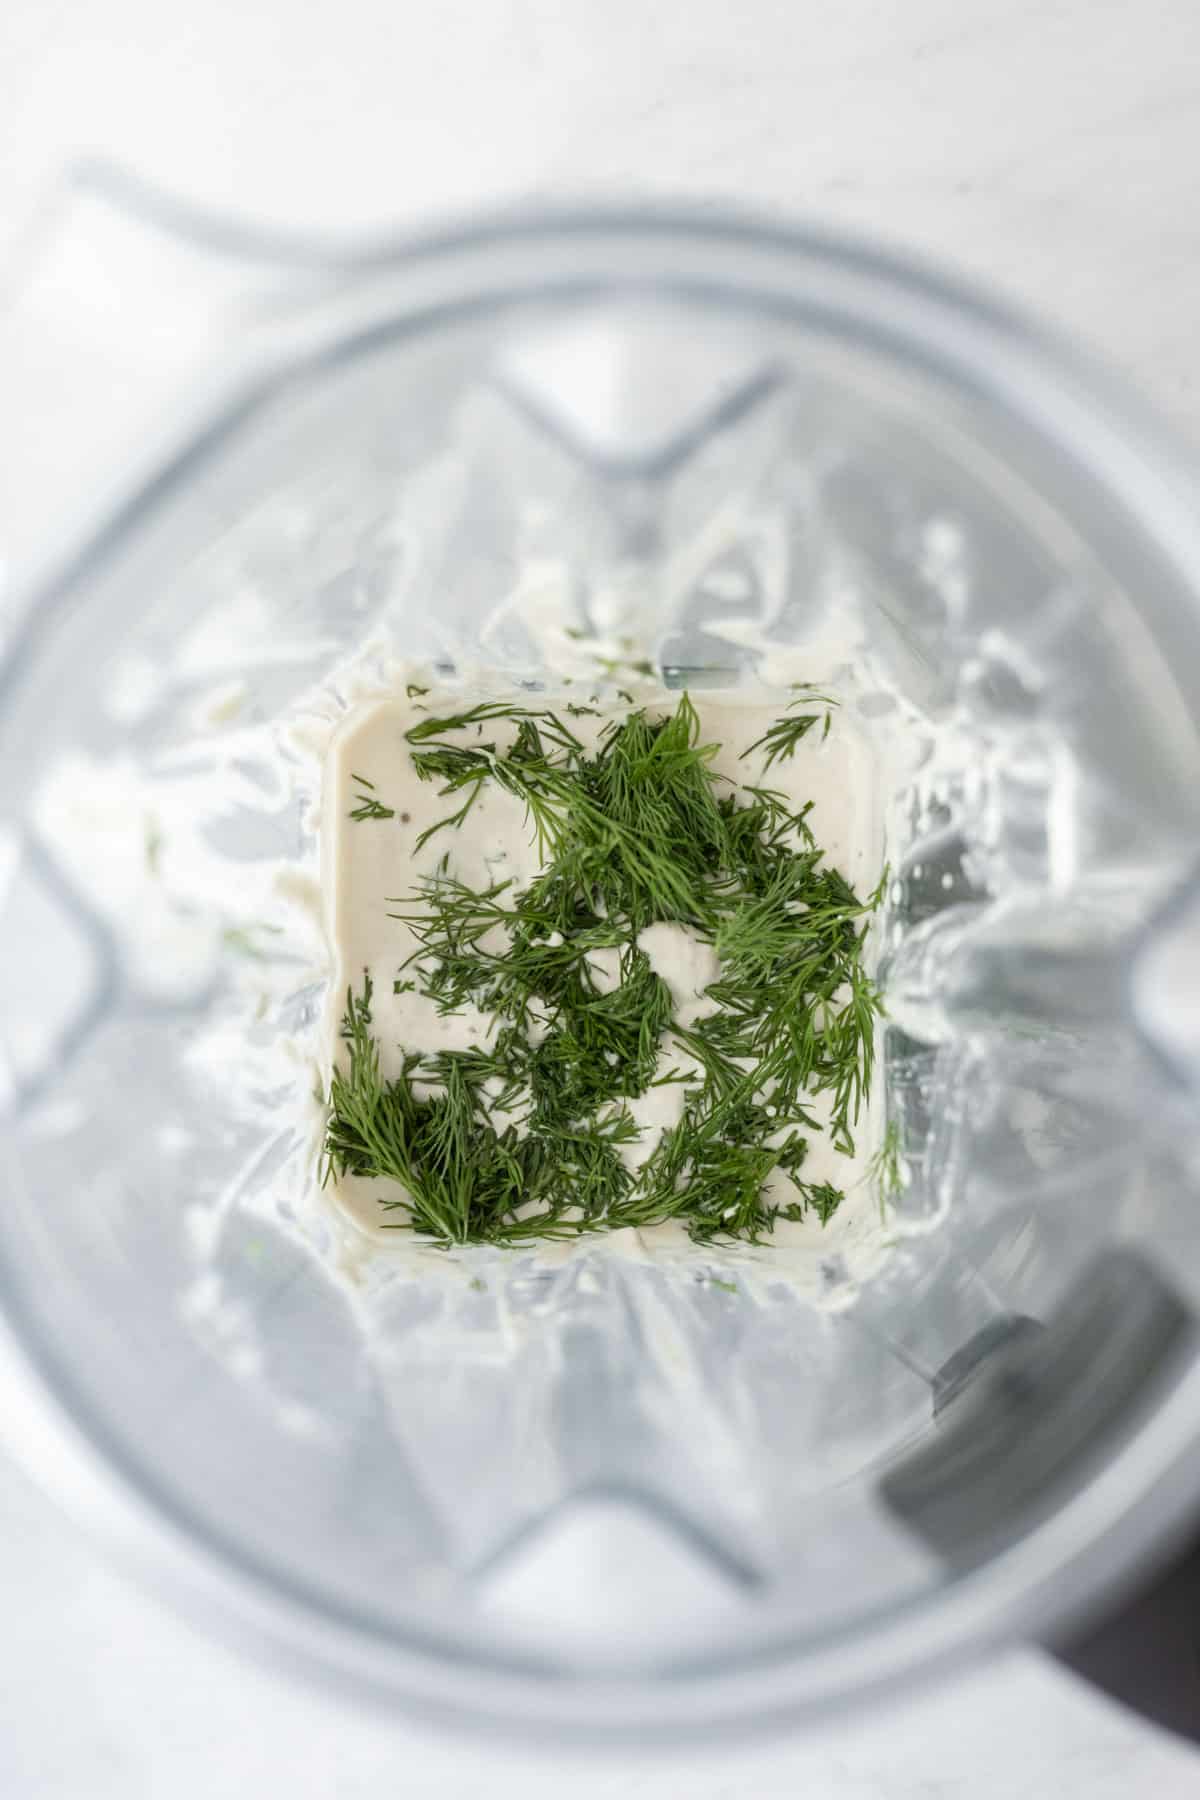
[2,165,1200,1740]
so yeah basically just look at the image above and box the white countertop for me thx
[2,0,1200,1792]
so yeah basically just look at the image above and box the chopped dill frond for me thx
[349,773,395,821]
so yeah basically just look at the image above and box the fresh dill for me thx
[323,692,886,1246]
[144,814,164,878]
[869,1118,905,1218]
[740,689,836,769]
[349,773,395,822]
[223,921,285,960]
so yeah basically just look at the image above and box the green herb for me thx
[349,773,395,822]
[740,690,836,769]
[323,693,885,1246]
[406,683,430,699]
[870,1118,905,1217]
[144,815,164,878]
[223,922,284,960]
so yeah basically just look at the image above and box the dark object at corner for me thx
[884,1251,1200,1741]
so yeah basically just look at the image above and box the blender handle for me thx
[1049,1533,1200,1741]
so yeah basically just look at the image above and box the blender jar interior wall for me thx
[1,251,1200,1726]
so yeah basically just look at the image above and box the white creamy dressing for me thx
[323,681,887,1279]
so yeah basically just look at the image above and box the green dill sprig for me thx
[869,1118,905,1218]
[740,688,836,769]
[348,773,395,821]
[321,970,638,1244]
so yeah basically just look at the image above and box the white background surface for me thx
[2,0,1200,1793]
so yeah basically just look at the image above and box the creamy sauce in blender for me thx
[321,679,887,1274]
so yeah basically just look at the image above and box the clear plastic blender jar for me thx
[3,171,1200,1738]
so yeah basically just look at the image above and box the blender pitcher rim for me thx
[3,194,1200,1733]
